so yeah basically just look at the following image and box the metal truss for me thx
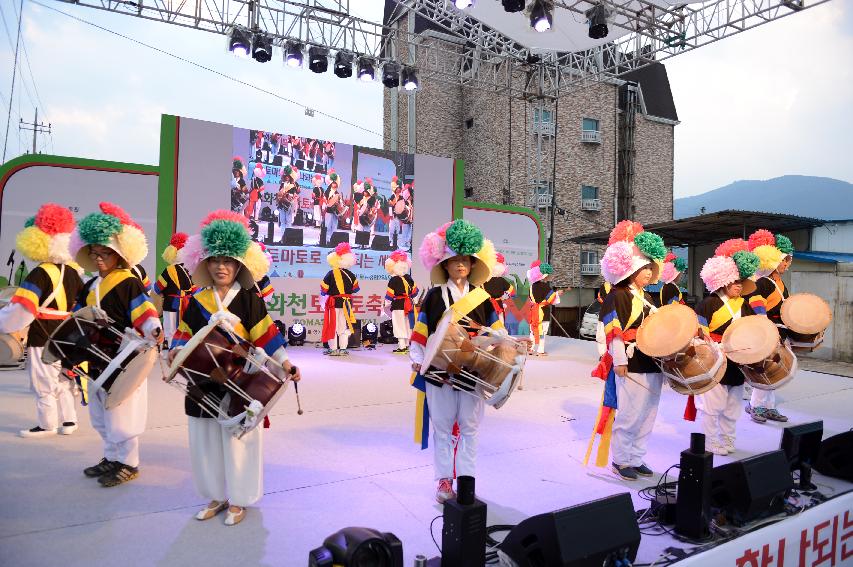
[57,0,829,98]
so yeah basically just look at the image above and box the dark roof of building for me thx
[794,251,853,264]
[572,210,825,247]
[621,63,678,122]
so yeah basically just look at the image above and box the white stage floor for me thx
[1,337,852,566]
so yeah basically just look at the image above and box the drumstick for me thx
[291,367,304,415]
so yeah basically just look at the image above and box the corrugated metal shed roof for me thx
[794,251,853,264]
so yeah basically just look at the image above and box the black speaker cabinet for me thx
[283,227,304,247]
[371,234,391,251]
[346,320,362,349]
[500,493,640,567]
[262,221,276,245]
[328,231,350,248]
[710,450,792,525]
[816,431,853,482]
[355,230,371,247]
[379,320,396,344]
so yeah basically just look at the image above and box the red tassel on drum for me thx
[684,395,697,422]
[264,415,271,428]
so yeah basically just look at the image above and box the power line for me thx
[2,0,24,162]
[9,0,48,115]
[0,2,38,114]
[29,0,388,143]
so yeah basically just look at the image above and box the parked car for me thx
[579,300,600,340]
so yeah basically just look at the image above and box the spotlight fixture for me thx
[586,4,610,40]
[357,57,375,82]
[284,41,304,68]
[454,0,475,8]
[401,67,419,91]
[288,323,307,346]
[334,50,354,78]
[228,26,252,58]
[530,0,553,33]
[308,527,403,567]
[251,31,273,62]
[502,0,525,12]
[308,45,329,73]
[362,322,378,350]
[382,62,400,88]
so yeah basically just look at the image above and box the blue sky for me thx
[0,0,849,198]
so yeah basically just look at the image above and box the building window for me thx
[464,186,474,198]
[533,109,555,136]
[580,251,600,275]
[465,118,474,129]
[581,185,601,211]
[581,118,601,143]
[530,180,553,208]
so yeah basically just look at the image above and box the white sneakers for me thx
[59,422,78,435]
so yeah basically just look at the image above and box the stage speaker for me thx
[499,493,640,567]
[346,320,362,349]
[441,476,486,567]
[329,231,350,248]
[379,320,396,344]
[710,450,792,526]
[676,433,713,539]
[262,221,276,245]
[283,228,303,246]
[355,230,371,247]
[371,234,391,251]
[816,431,853,482]
[260,206,275,222]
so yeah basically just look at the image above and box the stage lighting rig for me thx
[287,323,307,346]
[334,51,354,78]
[251,31,273,62]
[228,26,252,57]
[586,3,610,40]
[285,41,304,67]
[454,0,474,8]
[362,323,378,349]
[502,0,526,12]
[529,0,553,33]
[401,67,419,91]
[382,62,400,88]
[308,527,403,567]
[308,46,329,73]
[357,57,376,82]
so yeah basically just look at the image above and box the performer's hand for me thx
[411,362,421,374]
[283,360,301,382]
[167,348,179,364]
[614,365,628,377]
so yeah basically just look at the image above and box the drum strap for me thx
[716,291,741,321]
[37,264,69,319]
[763,276,786,303]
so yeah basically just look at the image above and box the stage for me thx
[1,337,851,566]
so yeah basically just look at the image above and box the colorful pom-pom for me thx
[634,232,667,261]
[732,250,760,280]
[540,262,553,275]
[600,241,636,283]
[78,213,122,246]
[335,242,352,256]
[16,226,50,263]
[201,219,251,259]
[608,220,644,245]
[99,202,141,229]
[752,244,784,274]
[775,234,794,255]
[177,234,205,275]
[748,229,776,251]
[24,216,35,228]
[715,238,749,258]
[445,219,483,256]
[700,255,739,292]
[201,210,250,229]
[34,203,75,235]
[673,257,687,272]
[419,231,447,270]
[169,232,189,249]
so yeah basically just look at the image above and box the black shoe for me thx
[611,463,638,481]
[84,458,117,478]
[634,463,654,477]
[98,463,139,487]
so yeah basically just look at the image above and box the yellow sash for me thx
[449,286,490,323]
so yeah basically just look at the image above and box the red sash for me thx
[321,294,352,342]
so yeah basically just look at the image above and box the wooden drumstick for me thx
[291,367,304,415]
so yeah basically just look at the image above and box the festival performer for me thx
[646,252,686,308]
[693,249,764,454]
[276,165,300,232]
[311,173,324,229]
[169,210,300,526]
[483,252,515,325]
[254,243,274,300]
[409,219,501,502]
[584,220,667,481]
[323,170,342,240]
[131,264,152,293]
[387,176,402,248]
[526,260,563,356]
[596,282,612,304]
[244,165,265,220]
[320,242,360,356]
[70,202,162,487]
[398,183,414,250]
[356,179,380,238]
[0,204,84,438]
[384,250,418,353]
[231,157,248,213]
[745,229,796,424]
[153,232,194,346]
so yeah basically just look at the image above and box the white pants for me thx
[750,387,777,410]
[334,307,351,350]
[529,321,550,354]
[278,206,295,229]
[425,382,484,480]
[89,380,147,467]
[188,417,263,507]
[697,384,744,446]
[324,212,338,236]
[28,346,77,430]
[400,223,413,250]
[389,218,401,246]
[611,372,664,467]
[313,204,322,226]
[391,309,411,340]
[162,311,177,347]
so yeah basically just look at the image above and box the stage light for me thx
[361,322,378,350]
[502,0,525,12]
[586,3,609,39]
[228,26,252,58]
[382,62,400,88]
[308,527,403,567]
[288,323,307,346]
[251,31,273,62]
[357,57,375,82]
[454,0,474,8]
[401,67,419,91]
[308,45,329,73]
[530,0,553,33]
[285,41,304,68]
[334,51,354,78]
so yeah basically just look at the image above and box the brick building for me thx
[382,5,679,303]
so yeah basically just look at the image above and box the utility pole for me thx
[19,108,51,155]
